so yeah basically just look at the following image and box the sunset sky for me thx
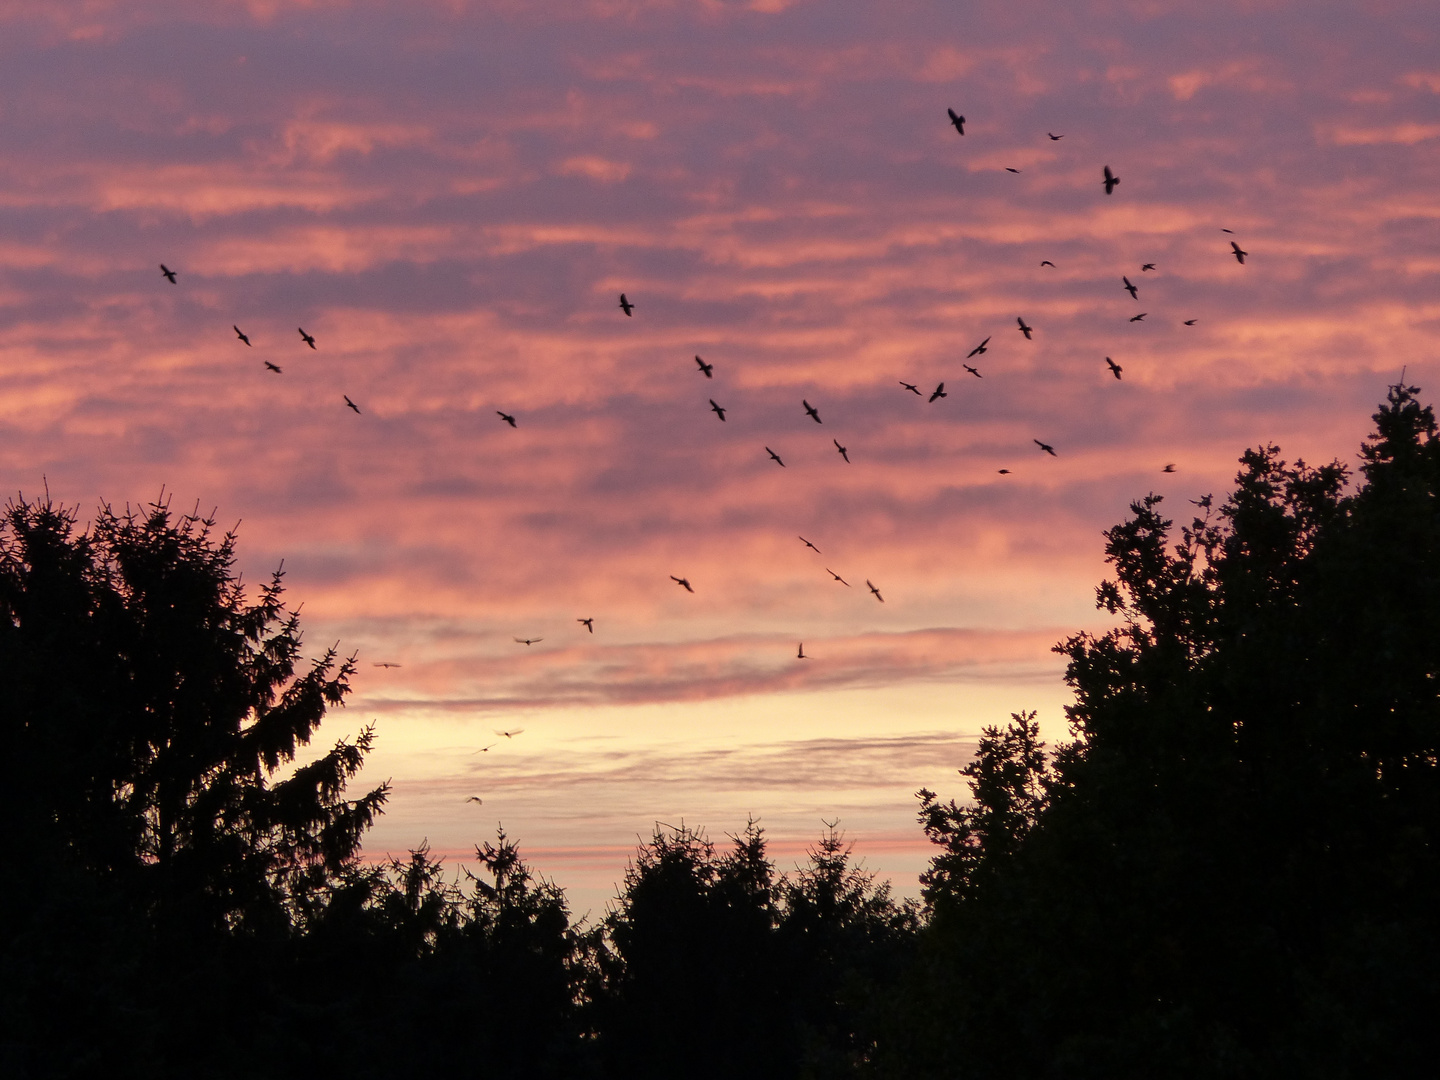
[2,0,1436,916]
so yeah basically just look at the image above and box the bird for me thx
[471,743,498,755]
[1221,228,1235,234]
[466,796,484,805]
[1123,276,1138,299]
[766,447,785,466]
[372,662,402,668]
[1230,241,1248,264]
[799,536,821,553]
[1105,357,1122,380]
[1040,260,1055,267]
[1005,167,1020,173]
[1129,313,1147,322]
[899,380,921,395]
[967,337,990,357]
[344,395,361,414]
[1034,439,1057,456]
[1141,263,1156,271]
[670,575,694,592]
[947,108,965,135]
[1017,317,1033,339]
[514,637,543,645]
[497,411,517,427]
[1048,132,1063,140]
[834,439,850,462]
[159,264,177,283]
[963,363,982,378]
[1103,165,1120,194]
[803,400,822,423]
[234,325,251,346]
[695,356,713,378]
[826,568,850,586]
[494,729,525,738]
[866,580,884,602]
[997,468,1011,474]
[578,617,594,633]
[929,383,947,402]
[1183,319,1198,326]
[618,293,634,316]
[710,399,727,421]
[264,361,282,373]
[1162,464,1176,473]
[797,643,809,659]
[298,327,316,349]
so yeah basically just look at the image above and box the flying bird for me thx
[670,575,694,593]
[1183,319,1198,326]
[1221,228,1235,234]
[1040,260,1055,267]
[1230,241,1248,264]
[472,743,498,755]
[1129,313,1147,322]
[618,293,634,316]
[997,468,1011,474]
[497,411,516,427]
[826,568,850,586]
[803,400,822,423]
[372,662,402,668]
[967,337,990,357]
[963,363,982,378]
[1048,132,1063,140]
[947,108,965,135]
[766,447,786,466]
[514,637,543,646]
[834,439,850,463]
[899,380,921,395]
[1163,464,1176,473]
[1123,276,1138,299]
[1105,357,1122,380]
[233,325,251,346]
[1017,317,1033,339]
[578,618,594,633]
[1034,439,1057,456]
[494,729,526,738]
[1141,263,1156,271]
[1005,167,1020,173]
[929,383,947,402]
[466,797,484,805]
[159,264,177,283]
[264,361,282,373]
[866,580,884,603]
[1102,165,1120,194]
[799,536,822,554]
[797,643,809,659]
[344,395,361,414]
[710,399,727,421]
[695,356,713,378]
[298,328,316,349]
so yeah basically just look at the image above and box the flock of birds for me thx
[152,107,1253,738]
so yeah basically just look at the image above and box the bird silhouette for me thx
[264,361,282,373]
[967,336,990,357]
[494,728,526,738]
[1017,317,1033,339]
[299,327,316,349]
[826,568,850,586]
[797,643,809,659]
[578,617,594,632]
[670,576,694,593]
[929,383,947,402]
[1005,167,1020,173]
[1221,228,1235,234]
[834,439,850,462]
[1040,260,1055,267]
[1230,241,1248,264]
[234,325,251,346]
[160,264,177,283]
[618,293,634,316]
[963,363,982,378]
[1183,319,1198,326]
[472,743,498,755]
[1106,357,1122,380]
[497,411,517,427]
[344,395,361,414]
[1141,263,1156,271]
[710,399,727,422]
[867,580,884,602]
[1123,276,1138,299]
[1034,439,1057,456]
[766,447,786,466]
[803,400,822,423]
[899,380,921,395]
[514,637,543,645]
[1103,165,1120,194]
[800,536,822,553]
[467,796,484,804]
[997,468,1011,474]
[1129,313,1147,322]
[695,356,713,378]
[1048,132,1063,140]
[1162,464,1176,473]
[947,108,965,135]
[373,662,402,668]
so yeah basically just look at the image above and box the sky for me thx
[1,0,1437,917]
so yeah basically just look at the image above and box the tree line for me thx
[4,383,1438,1078]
